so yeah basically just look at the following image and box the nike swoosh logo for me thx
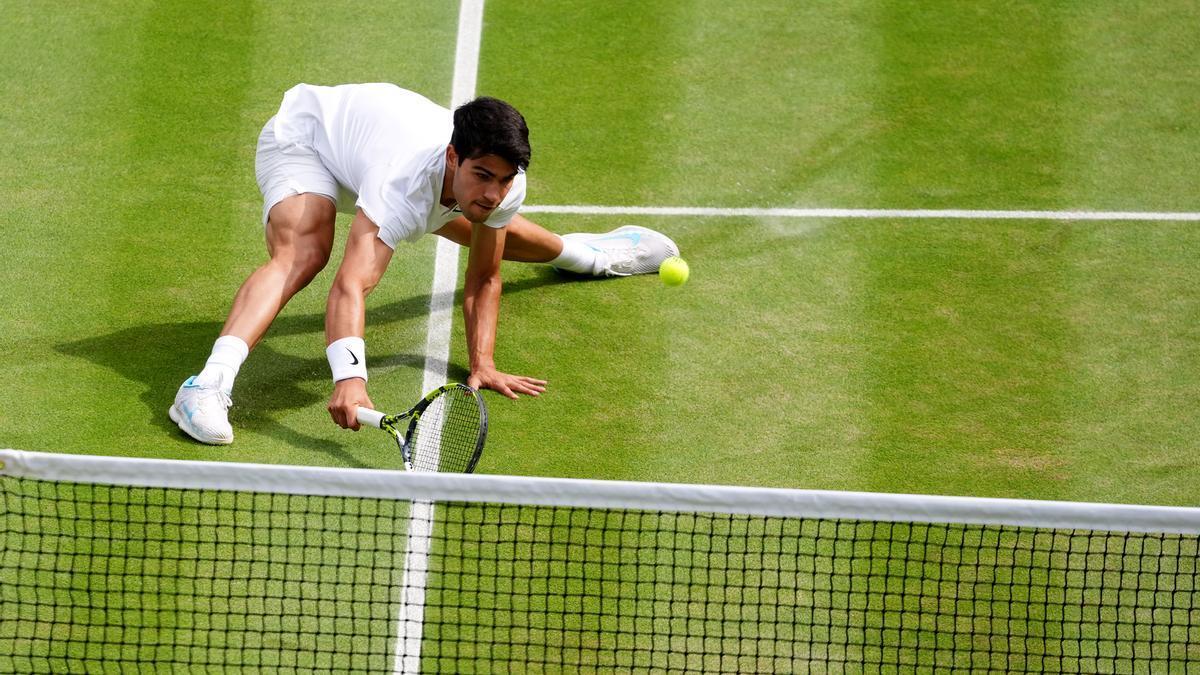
[594,232,641,246]
[347,348,360,365]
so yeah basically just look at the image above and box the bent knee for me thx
[266,200,335,271]
[296,245,333,277]
[272,244,331,282]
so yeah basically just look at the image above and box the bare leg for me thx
[220,193,337,349]
[433,214,563,262]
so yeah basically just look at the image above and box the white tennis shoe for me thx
[169,375,233,445]
[561,225,680,277]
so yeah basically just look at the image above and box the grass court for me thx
[2,1,1199,669]
[4,0,1198,504]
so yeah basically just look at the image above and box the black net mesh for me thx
[422,504,1200,673]
[3,473,1198,673]
[1,479,407,673]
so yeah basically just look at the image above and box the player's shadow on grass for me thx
[56,271,565,464]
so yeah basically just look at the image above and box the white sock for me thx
[197,335,249,393]
[548,235,601,274]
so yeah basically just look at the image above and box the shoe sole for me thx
[169,403,233,445]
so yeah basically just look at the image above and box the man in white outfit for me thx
[170,83,679,445]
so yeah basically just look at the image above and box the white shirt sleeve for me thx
[356,164,428,249]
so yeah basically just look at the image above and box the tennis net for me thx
[2,449,1198,673]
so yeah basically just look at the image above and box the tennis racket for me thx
[356,383,487,473]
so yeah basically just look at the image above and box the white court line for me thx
[521,204,1200,221]
[422,5,486,391]
[395,1,485,674]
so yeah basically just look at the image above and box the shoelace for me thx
[605,244,646,274]
[196,387,232,411]
[193,373,232,411]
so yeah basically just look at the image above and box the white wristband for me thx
[326,336,368,383]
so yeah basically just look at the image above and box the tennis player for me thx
[170,83,678,445]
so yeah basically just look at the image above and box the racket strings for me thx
[410,388,483,472]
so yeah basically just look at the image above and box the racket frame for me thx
[357,383,487,473]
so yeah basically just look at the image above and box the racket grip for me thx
[356,407,386,429]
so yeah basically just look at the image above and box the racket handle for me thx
[356,407,386,429]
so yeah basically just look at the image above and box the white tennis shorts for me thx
[254,116,348,225]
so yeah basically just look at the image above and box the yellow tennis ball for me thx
[659,256,689,287]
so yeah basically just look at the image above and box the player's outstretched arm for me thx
[464,222,548,400]
[325,210,395,429]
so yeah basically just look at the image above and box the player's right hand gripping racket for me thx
[356,383,487,473]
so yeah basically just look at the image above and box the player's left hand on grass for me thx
[469,367,547,400]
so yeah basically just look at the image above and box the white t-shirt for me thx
[272,83,525,248]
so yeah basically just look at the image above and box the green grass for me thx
[476,216,1200,505]
[2,0,1200,669]
[472,0,1200,505]
[0,0,458,468]
[3,0,1197,502]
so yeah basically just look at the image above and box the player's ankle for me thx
[549,235,600,274]
[198,335,249,393]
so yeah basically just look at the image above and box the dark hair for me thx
[451,97,531,170]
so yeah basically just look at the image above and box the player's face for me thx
[452,153,518,223]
